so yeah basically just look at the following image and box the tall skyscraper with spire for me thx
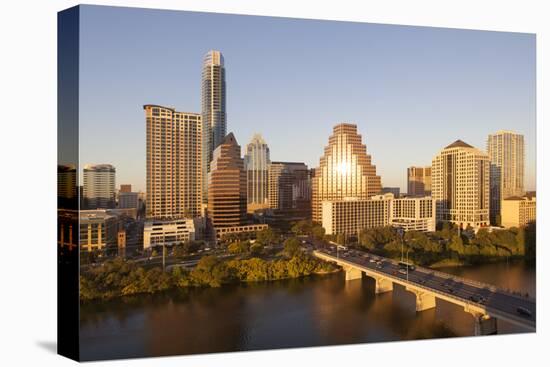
[487,130,525,225]
[244,134,270,210]
[311,123,382,223]
[201,50,226,203]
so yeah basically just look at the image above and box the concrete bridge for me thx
[313,248,536,335]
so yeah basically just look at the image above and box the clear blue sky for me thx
[79,5,536,192]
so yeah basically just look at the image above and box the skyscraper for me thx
[431,140,490,229]
[487,130,525,225]
[202,50,226,203]
[268,162,311,213]
[83,164,116,209]
[144,104,202,219]
[311,123,382,223]
[407,166,432,196]
[244,134,270,211]
[208,133,247,228]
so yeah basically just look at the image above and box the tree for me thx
[228,241,250,255]
[256,227,277,245]
[250,243,264,255]
[311,225,325,240]
[291,220,312,235]
[449,234,465,254]
[283,237,301,257]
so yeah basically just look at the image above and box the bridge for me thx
[312,247,536,335]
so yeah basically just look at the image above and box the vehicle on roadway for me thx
[469,294,484,303]
[369,258,376,263]
[398,261,416,272]
[398,269,407,275]
[516,306,532,318]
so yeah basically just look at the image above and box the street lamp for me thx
[406,248,411,283]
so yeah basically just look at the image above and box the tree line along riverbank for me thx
[80,237,338,302]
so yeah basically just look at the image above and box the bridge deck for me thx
[313,248,536,331]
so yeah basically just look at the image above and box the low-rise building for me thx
[143,219,200,249]
[215,224,269,241]
[321,194,435,235]
[501,196,536,228]
[79,210,118,252]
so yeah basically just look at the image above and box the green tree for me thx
[283,237,301,257]
[256,227,277,245]
[311,225,325,240]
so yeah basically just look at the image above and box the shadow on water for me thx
[79,261,534,360]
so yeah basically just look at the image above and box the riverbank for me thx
[80,253,340,302]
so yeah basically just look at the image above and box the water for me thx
[80,260,535,361]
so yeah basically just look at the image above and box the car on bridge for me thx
[516,306,532,318]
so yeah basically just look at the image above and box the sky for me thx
[79,5,536,193]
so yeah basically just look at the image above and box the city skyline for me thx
[79,5,536,193]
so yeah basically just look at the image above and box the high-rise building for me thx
[244,134,270,211]
[202,50,226,203]
[144,104,202,219]
[119,184,132,193]
[431,140,490,229]
[208,133,247,228]
[407,166,432,196]
[487,130,525,225]
[268,162,311,213]
[83,164,116,209]
[312,123,382,223]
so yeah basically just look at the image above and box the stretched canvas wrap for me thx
[58,4,537,362]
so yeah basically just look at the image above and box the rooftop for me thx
[444,140,474,149]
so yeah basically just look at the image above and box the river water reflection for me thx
[80,260,535,361]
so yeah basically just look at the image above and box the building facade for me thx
[143,219,197,249]
[312,123,382,223]
[118,192,139,209]
[119,184,132,193]
[83,164,116,209]
[244,134,270,211]
[407,166,432,196]
[501,196,536,228]
[431,140,490,229]
[202,50,226,203]
[321,194,435,235]
[487,130,525,225]
[322,196,391,235]
[268,161,311,213]
[144,104,202,219]
[79,210,118,252]
[391,195,436,232]
[381,187,400,197]
[208,133,247,228]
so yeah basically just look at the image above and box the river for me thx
[79,260,535,361]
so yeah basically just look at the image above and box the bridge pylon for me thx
[343,265,362,281]
[465,307,497,336]
[406,287,436,312]
[371,275,393,294]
